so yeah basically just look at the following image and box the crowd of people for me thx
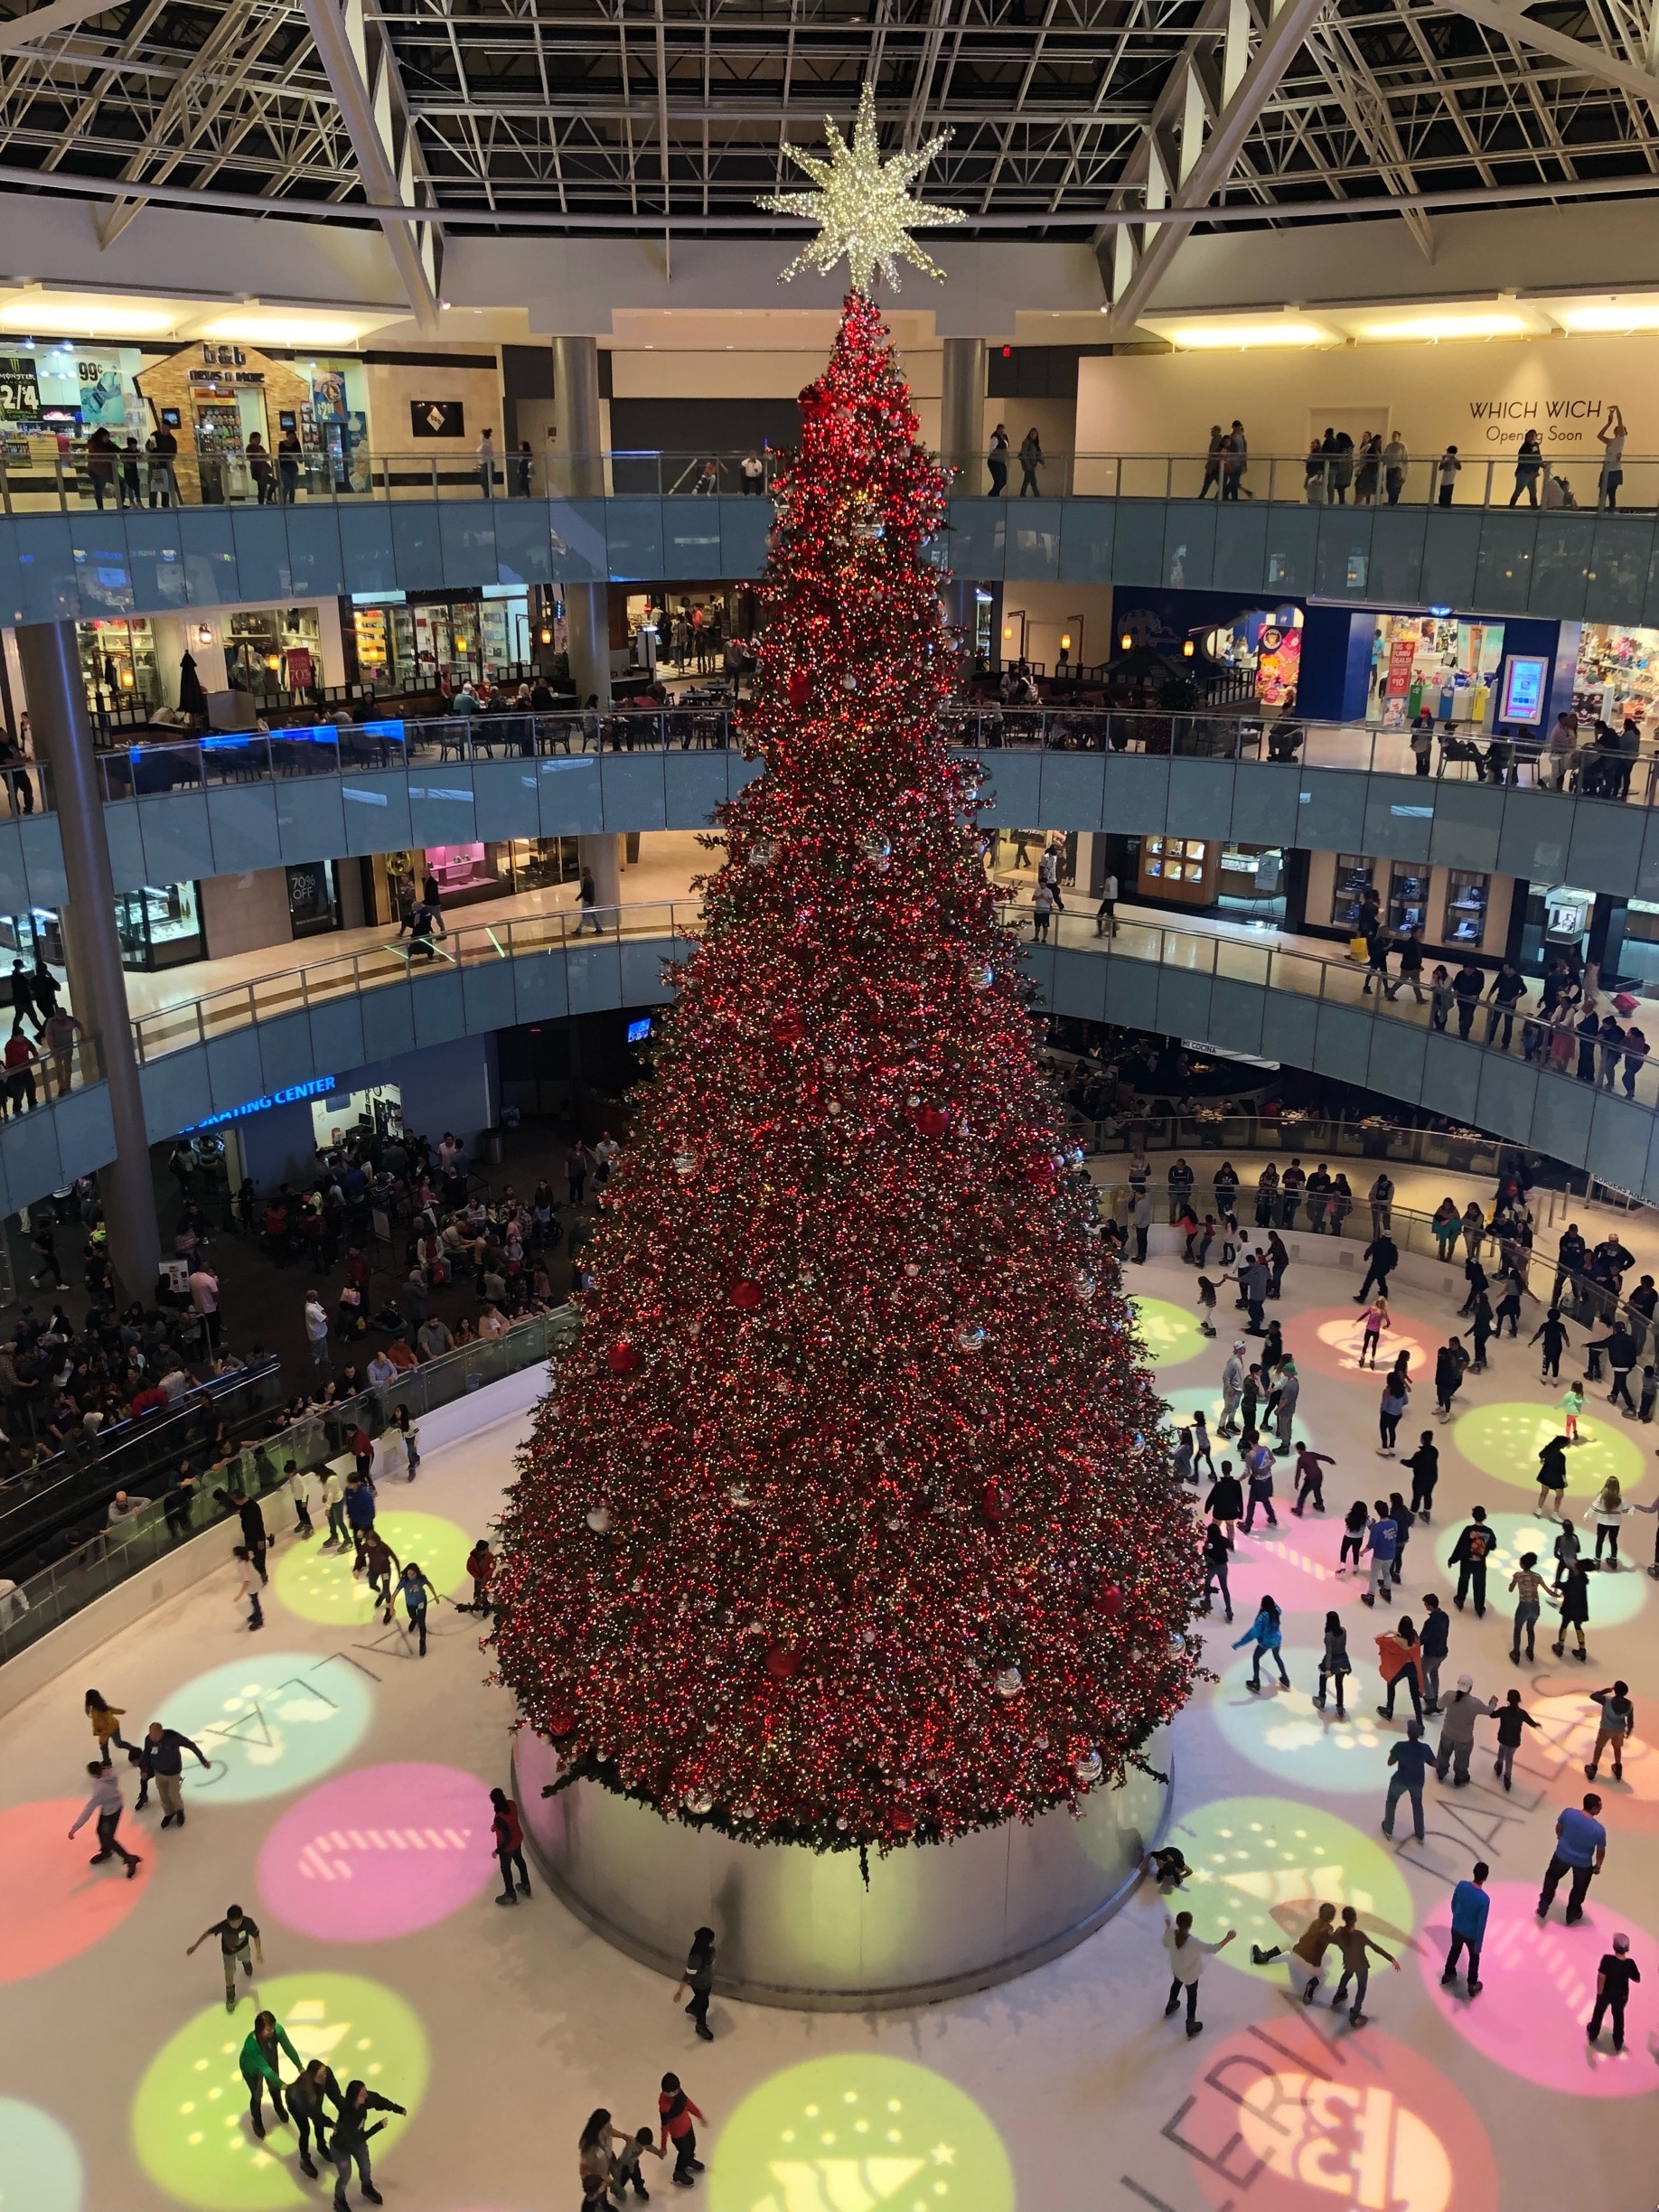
[0,1111,629,1584]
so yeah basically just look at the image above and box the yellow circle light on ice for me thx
[1453,1401,1643,1497]
[273,1512,472,1625]
[1169,1795,1415,1975]
[1129,1297,1206,1369]
[709,2055,1011,2212]
[132,1973,427,2209]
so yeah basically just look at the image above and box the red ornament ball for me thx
[771,1008,806,1045]
[787,670,811,708]
[891,1807,916,1834]
[765,1645,800,1678]
[730,1279,763,1310]
[1024,1154,1060,1188]
[606,1340,641,1375]
[1096,1581,1125,1620]
[979,1481,1005,1525]
[910,1103,950,1138]
[546,1711,576,1737]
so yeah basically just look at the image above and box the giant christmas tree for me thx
[492,102,1199,1856]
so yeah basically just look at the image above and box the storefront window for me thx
[1574,623,1659,732]
[1442,869,1491,949]
[1331,855,1376,930]
[0,907,64,970]
[1215,844,1285,922]
[1366,614,1504,729]
[1386,864,1430,936]
[78,617,160,713]
[1140,837,1217,904]
[1193,605,1303,702]
[312,1080,403,1153]
[224,608,323,703]
[115,881,203,971]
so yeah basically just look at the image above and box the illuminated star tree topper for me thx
[757,81,964,295]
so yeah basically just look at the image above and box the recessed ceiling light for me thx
[0,299,175,336]
[1554,301,1659,333]
[200,314,369,346]
[1351,312,1532,342]
[1158,320,1336,351]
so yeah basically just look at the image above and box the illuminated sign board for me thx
[179,1075,336,1133]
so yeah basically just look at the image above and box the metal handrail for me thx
[5,445,1655,512]
[52,706,1659,811]
[96,886,1659,1129]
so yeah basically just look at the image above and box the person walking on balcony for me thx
[1598,405,1627,509]
[277,431,302,502]
[987,423,1009,495]
[1199,425,1225,498]
[1436,446,1462,506]
[477,428,496,500]
[1510,431,1544,506]
[1017,427,1045,496]
[146,422,180,507]
[1382,430,1409,504]
[1222,421,1248,500]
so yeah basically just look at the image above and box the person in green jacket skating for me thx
[239,2009,302,2138]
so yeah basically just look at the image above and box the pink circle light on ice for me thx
[258,1762,497,1940]
[1420,1881,1656,2096]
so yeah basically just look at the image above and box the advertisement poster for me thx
[1255,623,1303,707]
[1382,635,1417,728]
[0,354,40,417]
[310,369,348,420]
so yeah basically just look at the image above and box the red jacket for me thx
[492,1798,522,1852]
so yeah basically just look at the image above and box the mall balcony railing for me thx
[24,704,1654,814]
[1008,892,1659,1100]
[0,1304,576,1664]
[3,445,1655,513]
[0,1351,285,1579]
[0,1026,102,1106]
[94,880,1659,1146]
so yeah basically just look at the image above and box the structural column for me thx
[15,621,161,1298]
[551,333,612,710]
[939,335,986,486]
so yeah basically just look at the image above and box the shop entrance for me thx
[1364,613,1504,729]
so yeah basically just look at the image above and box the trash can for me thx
[479,1129,504,1165]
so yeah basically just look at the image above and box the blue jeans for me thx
[1382,1774,1423,1841]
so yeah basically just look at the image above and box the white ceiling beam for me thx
[1106,0,1329,333]
[0,0,122,54]
[1437,0,1659,104]
[301,0,440,331]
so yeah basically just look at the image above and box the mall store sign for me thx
[1076,330,1659,462]
[180,1074,335,1133]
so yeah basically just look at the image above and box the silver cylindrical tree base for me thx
[514,1727,1170,2010]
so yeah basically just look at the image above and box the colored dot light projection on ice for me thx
[1185,2025,1500,2212]
[258,1765,497,1940]
[1420,1884,1658,2097]
[1171,1796,1415,1978]
[1429,1514,1648,1627]
[133,1973,427,2209]
[1129,1296,1207,1367]
[1284,1304,1437,1384]
[708,2055,1011,2212]
[1220,1520,1371,1617]
[0,1798,153,1982]
[273,1513,472,1626]
[164,1656,372,1805]
[1453,1401,1644,1498]
[1210,1664,1386,1791]
[0,2095,84,2212]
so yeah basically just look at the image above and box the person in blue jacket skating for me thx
[1233,1595,1289,1692]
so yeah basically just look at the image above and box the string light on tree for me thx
[491,248,1198,1856]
